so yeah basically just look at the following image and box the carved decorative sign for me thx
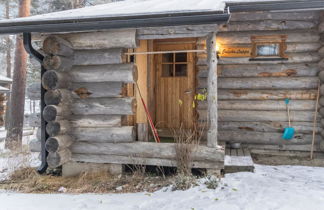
[219,46,251,57]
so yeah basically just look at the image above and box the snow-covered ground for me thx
[0,164,324,210]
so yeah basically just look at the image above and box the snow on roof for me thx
[0,0,226,24]
[0,75,12,84]
[0,86,10,93]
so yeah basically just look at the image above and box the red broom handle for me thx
[135,82,160,143]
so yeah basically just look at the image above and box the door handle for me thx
[184,90,192,94]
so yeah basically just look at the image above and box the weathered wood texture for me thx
[137,24,218,40]
[71,142,224,162]
[47,149,71,168]
[71,127,135,143]
[318,11,324,151]
[196,11,322,153]
[43,49,127,71]
[54,30,138,49]
[206,32,218,148]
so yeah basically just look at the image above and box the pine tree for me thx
[5,0,31,150]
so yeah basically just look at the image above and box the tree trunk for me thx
[5,0,31,150]
[4,1,11,129]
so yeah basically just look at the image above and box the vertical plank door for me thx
[154,40,196,135]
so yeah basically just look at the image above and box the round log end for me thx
[45,137,59,153]
[319,107,324,117]
[45,90,62,105]
[43,36,74,56]
[320,84,324,96]
[43,36,57,54]
[43,55,61,70]
[42,70,59,90]
[319,70,324,82]
[46,121,61,136]
[47,149,71,168]
[43,105,58,122]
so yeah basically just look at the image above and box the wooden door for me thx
[154,40,196,133]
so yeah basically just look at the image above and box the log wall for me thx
[318,11,324,152]
[41,30,138,168]
[197,11,323,152]
[40,29,224,169]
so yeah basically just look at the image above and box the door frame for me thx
[151,38,197,136]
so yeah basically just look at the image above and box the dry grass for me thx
[0,167,172,194]
[173,125,203,175]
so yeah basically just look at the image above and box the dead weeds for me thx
[0,167,173,194]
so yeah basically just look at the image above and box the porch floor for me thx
[224,147,255,173]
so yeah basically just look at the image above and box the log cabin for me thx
[1,0,324,175]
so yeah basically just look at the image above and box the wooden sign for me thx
[219,46,251,57]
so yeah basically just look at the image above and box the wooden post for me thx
[206,32,218,148]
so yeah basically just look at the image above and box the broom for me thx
[135,82,160,143]
[310,80,320,159]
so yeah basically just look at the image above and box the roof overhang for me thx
[226,0,324,13]
[0,11,230,34]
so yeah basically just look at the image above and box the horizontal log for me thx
[57,29,138,49]
[29,139,41,152]
[229,11,319,22]
[71,126,135,143]
[71,82,123,98]
[70,142,224,162]
[246,144,321,152]
[68,115,121,128]
[198,63,320,78]
[47,149,71,168]
[73,49,126,65]
[26,82,40,100]
[43,105,70,122]
[217,30,320,44]
[319,22,324,33]
[216,121,322,134]
[319,46,324,56]
[198,100,316,111]
[219,20,317,32]
[72,154,223,169]
[215,89,317,100]
[218,130,320,145]
[43,35,74,56]
[46,84,124,103]
[320,141,324,152]
[69,64,137,83]
[137,24,218,39]
[42,70,70,90]
[46,120,71,136]
[319,59,324,70]
[218,53,320,65]
[198,110,319,122]
[198,77,318,89]
[43,49,127,71]
[71,98,135,115]
[45,135,74,153]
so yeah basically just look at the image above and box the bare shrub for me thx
[204,175,219,189]
[171,174,198,191]
[173,125,204,176]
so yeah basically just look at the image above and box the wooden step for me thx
[224,147,254,173]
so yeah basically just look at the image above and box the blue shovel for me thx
[282,98,295,140]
